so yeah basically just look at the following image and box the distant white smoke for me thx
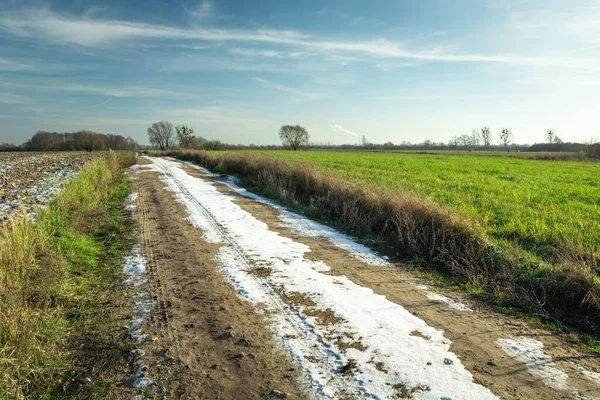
[331,124,360,138]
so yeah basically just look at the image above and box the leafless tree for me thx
[546,129,556,144]
[176,125,195,148]
[499,128,513,149]
[480,127,492,147]
[126,136,139,151]
[279,125,309,151]
[471,129,481,146]
[147,121,175,150]
[74,130,104,152]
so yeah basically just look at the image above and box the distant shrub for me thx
[587,143,600,160]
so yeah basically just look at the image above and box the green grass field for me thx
[220,150,600,268]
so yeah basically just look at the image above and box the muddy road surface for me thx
[123,156,600,399]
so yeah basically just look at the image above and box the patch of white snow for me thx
[496,337,568,390]
[146,157,499,400]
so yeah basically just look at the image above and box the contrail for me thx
[331,124,359,137]
[91,97,112,108]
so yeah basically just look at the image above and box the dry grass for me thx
[0,151,130,398]
[156,149,600,332]
[525,152,588,161]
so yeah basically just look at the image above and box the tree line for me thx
[0,130,138,152]
[448,127,565,150]
[147,121,235,151]
[147,121,311,151]
[145,120,599,158]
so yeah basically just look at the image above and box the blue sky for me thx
[0,0,599,146]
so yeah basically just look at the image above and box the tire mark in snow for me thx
[123,191,154,395]
[147,157,499,400]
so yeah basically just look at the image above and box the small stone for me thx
[443,358,454,365]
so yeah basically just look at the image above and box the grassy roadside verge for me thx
[155,149,600,337]
[0,151,134,399]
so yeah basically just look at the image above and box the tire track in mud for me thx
[128,158,304,400]
[132,172,185,398]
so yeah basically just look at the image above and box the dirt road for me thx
[123,156,600,399]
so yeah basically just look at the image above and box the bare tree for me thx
[480,127,492,147]
[499,128,513,149]
[126,136,139,151]
[448,136,459,148]
[279,125,309,151]
[546,129,556,144]
[147,121,174,150]
[471,129,481,146]
[74,130,104,152]
[176,125,195,148]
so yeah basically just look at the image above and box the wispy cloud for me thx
[0,92,30,104]
[252,77,327,101]
[186,1,213,19]
[229,48,305,59]
[0,80,179,98]
[0,8,590,67]
[375,61,419,71]
[0,56,94,74]
[91,97,112,108]
[0,58,34,71]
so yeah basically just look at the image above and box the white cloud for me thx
[0,8,591,67]
[0,58,34,71]
[229,48,304,59]
[0,79,180,98]
[0,92,30,104]
[186,1,213,19]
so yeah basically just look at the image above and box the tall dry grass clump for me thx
[0,151,126,398]
[158,149,600,331]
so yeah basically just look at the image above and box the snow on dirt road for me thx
[145,156,498,399]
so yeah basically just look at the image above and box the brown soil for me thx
[178,163,600,400]
[124,158,304,399]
